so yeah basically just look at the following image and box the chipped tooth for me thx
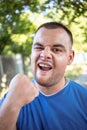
[39,64,45,67]
[39,64,49,67]
[44,64,48,67]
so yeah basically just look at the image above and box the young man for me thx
[0,22,87,130]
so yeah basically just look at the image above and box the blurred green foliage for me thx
[65,64,82,80]
[0,0,87,56]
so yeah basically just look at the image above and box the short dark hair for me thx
[36,22,73,46]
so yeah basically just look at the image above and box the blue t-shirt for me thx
[0,80,87,130]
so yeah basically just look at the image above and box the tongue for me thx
[40,66,51,71]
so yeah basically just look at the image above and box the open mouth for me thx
[38,63,52,71]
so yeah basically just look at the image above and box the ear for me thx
[67,50,75,65]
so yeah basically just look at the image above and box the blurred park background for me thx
[0,0,87,98]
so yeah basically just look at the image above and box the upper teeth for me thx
[39,63,49,67]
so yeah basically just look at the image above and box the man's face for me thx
[31,27,74,87]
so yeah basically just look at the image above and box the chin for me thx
[35,76,53,87]
[35,76,47,85]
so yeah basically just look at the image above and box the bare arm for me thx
[0,99,19,130]
[0,73,38,130]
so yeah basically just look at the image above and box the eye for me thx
[52,48,62,53]
[34,46,44,51]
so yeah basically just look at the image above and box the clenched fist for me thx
[6,73,39,109]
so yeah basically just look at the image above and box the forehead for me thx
[33,27,71,47]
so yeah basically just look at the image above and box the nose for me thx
[40,46,52,60]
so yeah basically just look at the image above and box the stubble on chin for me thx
[35,75,58,88]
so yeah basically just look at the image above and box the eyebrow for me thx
[33,42,66,51]
[53,44,66,50]
[33,42,43,47]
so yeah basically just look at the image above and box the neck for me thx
[35,77,68,95]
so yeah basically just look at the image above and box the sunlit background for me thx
[0,0,87,97]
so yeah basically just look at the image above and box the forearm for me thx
[0,73,38,130]
[0,97,20,130]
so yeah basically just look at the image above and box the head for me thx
[31,22,74,88]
